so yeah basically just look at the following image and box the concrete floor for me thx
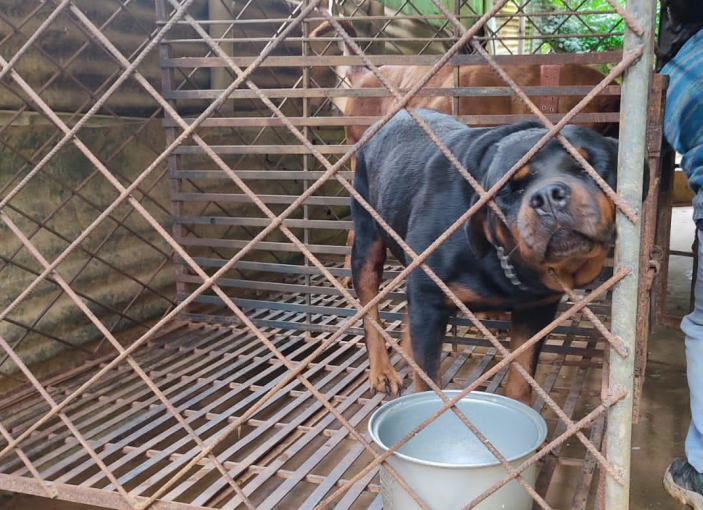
[627,206,696,509]
[630,326,690,509]
[0,211,699,510]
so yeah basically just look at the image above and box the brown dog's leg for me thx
[505,303,559,406]
[352,235,402,396]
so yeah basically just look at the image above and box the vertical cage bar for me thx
[156,0,188,303]
[452,0,460,115]
[303,0,313,334]
[517,0,526,54]
[451,0,463,357]
[605,0,655,508]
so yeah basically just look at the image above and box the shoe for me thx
[664,458,703,509]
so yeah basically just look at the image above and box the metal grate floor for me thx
[0,284,609,510]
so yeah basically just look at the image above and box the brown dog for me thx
[311,20,620,287]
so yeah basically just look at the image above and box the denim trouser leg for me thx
[680,229,703,472]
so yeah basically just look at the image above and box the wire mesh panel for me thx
[0,0,660,509]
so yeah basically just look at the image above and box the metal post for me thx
[155,0,188,303]
[303,0,312,336]
[606,0,656,508]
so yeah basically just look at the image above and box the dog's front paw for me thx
[369,366,403,396]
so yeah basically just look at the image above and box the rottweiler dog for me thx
[351,109,618,404]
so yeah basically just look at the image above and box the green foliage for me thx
[530,0,658,53]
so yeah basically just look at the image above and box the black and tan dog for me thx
[351,109,619,405]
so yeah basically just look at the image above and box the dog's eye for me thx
[509,179,527,193]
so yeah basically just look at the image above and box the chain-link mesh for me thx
[0,0,661,509]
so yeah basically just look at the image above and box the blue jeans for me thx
[680,229,703,472]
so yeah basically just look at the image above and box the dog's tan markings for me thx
[447,283,502,308]
[572,247,608,287]
[548,182,612,288]
[568,182,589,212]
[355,238,402,396]
[341,229,355,289]
[400,314,414,376]
[483,219,493,245]
[414,371,441,393]
[513,165,531,181]
[505,320,535,406]
[576,147,590,161]
[495,223,509,249]
[542,245,608,290]
[596,191,616,232]
[476,311,511,321]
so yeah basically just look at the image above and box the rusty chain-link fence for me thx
[0,0,662,508]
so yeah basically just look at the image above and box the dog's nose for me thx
[529,182,571,215]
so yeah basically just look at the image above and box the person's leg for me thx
[681,229,703,472]
[665,229,703,509]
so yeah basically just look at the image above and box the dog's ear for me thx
[461,121,543,259]
[464,195,492,259]
[465,120,544,174]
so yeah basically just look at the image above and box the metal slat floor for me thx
[0,280,609,510]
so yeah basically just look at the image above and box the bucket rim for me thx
[367,390,548,469]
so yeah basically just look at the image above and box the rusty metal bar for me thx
[171,32,626,43]
[161,10,620,25]
[0,329,601,508]
[1,212,258,510]
[162,51,624,67]
[163,83,620,99]
[150,1,559,504]
[162,108,621,120]
[0,1,655,509]
[0,0,315,349]
[161,4,626,504]
[0,421,57,499]
[6,303,315,477]
[0,329,141,508]
[59,308,348,489]
[0,0,71,85]
[0,0,322,466]
[0,0,200,213]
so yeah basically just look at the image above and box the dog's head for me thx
[464,122,619,290]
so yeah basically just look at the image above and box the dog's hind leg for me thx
[351,219,402,396]
[505,302,559,405]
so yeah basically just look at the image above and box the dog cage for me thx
[0,0,664,509]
